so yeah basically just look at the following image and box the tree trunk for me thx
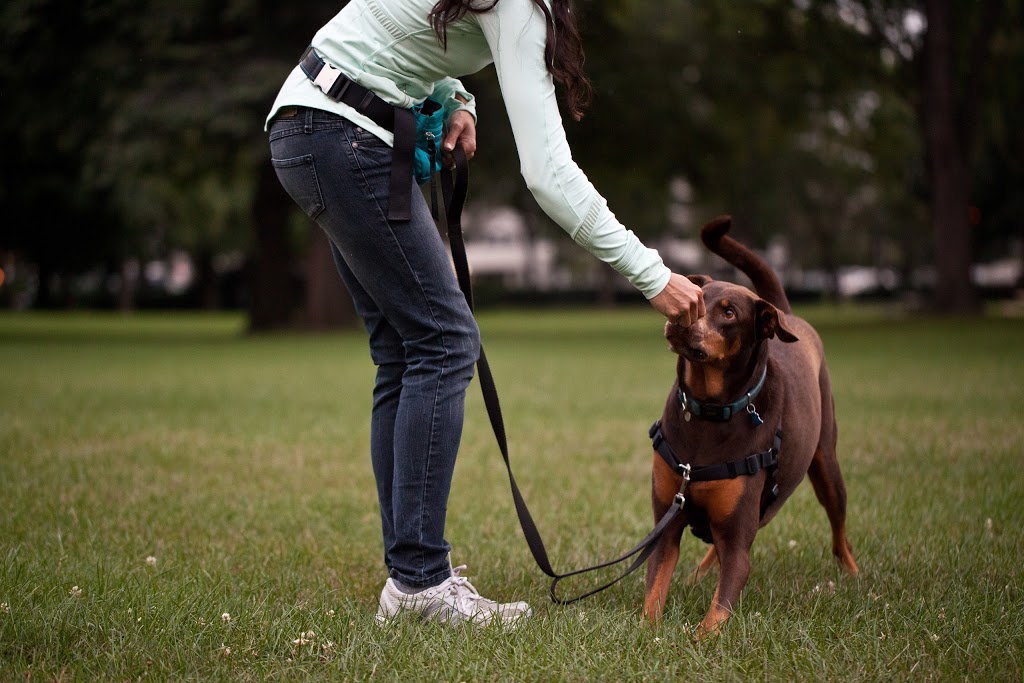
[248,162,296,332]
[817,226,841,303]
[116,258,139,312]
[304,228,356,330]
[596,263,617,307]
[194,249,221,310]
[923,0,980,314]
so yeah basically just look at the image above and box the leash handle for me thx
[438,146,682,604]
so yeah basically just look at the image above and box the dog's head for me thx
[665,275,798,366]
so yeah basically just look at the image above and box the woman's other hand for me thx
[442,110,477,168]
[649,273,706,326]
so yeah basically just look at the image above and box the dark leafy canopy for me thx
[0,0,332,307]
[469,0,1021,301]
[0,0,1020,312]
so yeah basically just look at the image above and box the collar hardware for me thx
[678,365,768,423]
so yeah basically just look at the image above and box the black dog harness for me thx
[649,419,783,518]
[299,46,419,222]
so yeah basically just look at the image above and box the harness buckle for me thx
[678,462,691,482]
[673,491,686,507]
[314,61,342,94]
[744,453,762,474]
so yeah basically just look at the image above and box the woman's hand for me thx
[442,110,477,168]
[649,273,706,326]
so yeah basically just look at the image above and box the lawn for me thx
[1,307,1022,681]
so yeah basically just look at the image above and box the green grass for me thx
[1,307,1022,681]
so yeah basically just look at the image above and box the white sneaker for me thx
[375,564,532,626]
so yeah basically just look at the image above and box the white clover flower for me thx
[69,586,83,598]
[931,633,940,642]
[292,635,309,647]
[788,539,798,549]
[327,609,336,617]
[0,602,9,614]
[220,644,232,657]
[305,630,316,640]
[145,556,158,567]
[221,612,231,624]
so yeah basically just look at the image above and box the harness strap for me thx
[299,46,416,221]
[438,147,683,604]
[650,420,783,516]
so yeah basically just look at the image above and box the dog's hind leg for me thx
[688,545,718,585]
[807,444,859,575]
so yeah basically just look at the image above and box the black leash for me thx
[437,145,685,603]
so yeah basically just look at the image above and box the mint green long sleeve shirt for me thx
[266,0,672,298]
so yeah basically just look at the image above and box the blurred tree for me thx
[86,0,356,327]
[2,0,1020,317]
[0,0,355,326]
[0,1,134,307]
[823,0,1012,312]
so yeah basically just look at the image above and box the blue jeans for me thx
[269,107,480,588]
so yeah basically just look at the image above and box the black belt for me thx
[298,46,417,222]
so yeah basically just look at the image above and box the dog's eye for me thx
[722,307,736,319]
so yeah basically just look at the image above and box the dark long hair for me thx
[429,0,592,121]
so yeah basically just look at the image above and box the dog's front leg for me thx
[692,482,760,638]
[643,456,686,624]
[643,516,686,624]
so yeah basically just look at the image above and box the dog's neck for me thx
[678,345,767,404]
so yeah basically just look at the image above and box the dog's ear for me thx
[687,274,713,287]
[755,300,799,343]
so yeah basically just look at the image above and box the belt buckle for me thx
[314,62,342,94]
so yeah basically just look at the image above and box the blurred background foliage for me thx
[0,0,1020,327]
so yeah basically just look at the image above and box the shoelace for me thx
[445,565,493,609]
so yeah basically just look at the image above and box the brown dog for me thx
[642,216,859,635]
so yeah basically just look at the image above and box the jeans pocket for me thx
[351,125,389,148]
[271,154,325,220]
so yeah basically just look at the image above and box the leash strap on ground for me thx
[438,146,682,604]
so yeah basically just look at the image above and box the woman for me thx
[266,0,705,626]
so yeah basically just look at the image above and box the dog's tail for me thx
[701,215,792,314]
